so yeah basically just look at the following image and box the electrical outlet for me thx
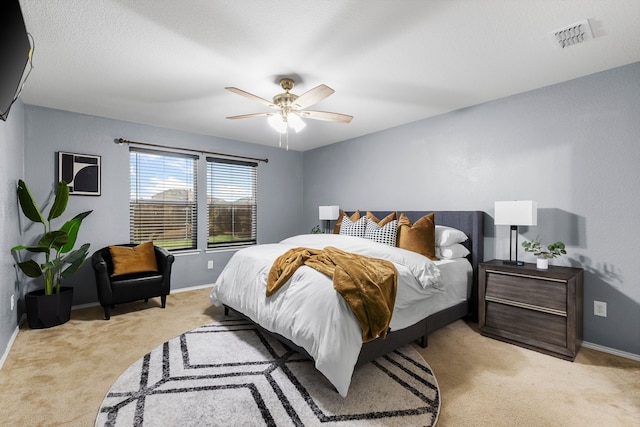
[10,294,15,311]
[594,300,607,317]
[207,260,214,269]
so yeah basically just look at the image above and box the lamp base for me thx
[503,260,525,266]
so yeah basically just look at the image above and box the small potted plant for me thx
[310,224,324,234]
[11,180,92,328]
[522,239,567,269]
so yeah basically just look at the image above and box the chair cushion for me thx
[110,274,165,304]
[110,273,163,286]
[109,241,158,277]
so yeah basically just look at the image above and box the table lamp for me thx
[494,200,537,266]
[319,205,340,234]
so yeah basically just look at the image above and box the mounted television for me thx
[1,0,32,121]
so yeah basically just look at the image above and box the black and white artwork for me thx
[58,152,101,196]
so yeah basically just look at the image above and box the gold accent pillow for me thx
[333,210,361,234]
[366,211,397,227]
[397,212,439,261]
[109,241,159,277]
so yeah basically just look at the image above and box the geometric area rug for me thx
[96,318,440,426]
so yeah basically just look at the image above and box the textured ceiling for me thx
[18,0,640,151]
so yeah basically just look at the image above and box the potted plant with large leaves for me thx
[11,179,92,328]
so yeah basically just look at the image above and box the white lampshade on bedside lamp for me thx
[319,205,340,233]
[495,200,537,266]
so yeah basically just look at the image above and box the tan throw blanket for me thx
[267,246,397,343]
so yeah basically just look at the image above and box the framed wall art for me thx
[57,152,101,196]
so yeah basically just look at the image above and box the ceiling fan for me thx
[225,78,353,135]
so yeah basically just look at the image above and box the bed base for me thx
[357,300,470,366]
[224,300,470,367]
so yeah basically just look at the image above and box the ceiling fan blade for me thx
[299,110,353,123]
[292,84,335,110]
[225,87,276,108]
[226,112,273,120]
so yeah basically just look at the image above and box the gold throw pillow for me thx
[397,212,439,261]
[109,241,159,277]
[366,211,397,227]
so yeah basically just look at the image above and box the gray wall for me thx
[0,101,25,360]
[19,106,304,307]
[303,62,640,357]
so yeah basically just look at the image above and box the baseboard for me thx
[0,326,20,371]
[172,283,215,293]
[71,283,215,311]
[582,341,640,362]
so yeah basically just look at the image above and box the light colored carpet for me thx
[95,318,440,426]
[1,287,639,426]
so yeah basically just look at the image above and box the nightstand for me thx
[479,259,584,361]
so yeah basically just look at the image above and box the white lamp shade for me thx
[319,205,340,220]
[287,113,306,133]
[268,114,288,133]
[268,113,306,133]
[494,200,537,226]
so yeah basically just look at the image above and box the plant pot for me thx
[536,258,549,270]
[25,287,74,329]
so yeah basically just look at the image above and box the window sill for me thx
[205,244,255,254]
[170,249,202,257]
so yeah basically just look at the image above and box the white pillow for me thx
[364,218,398,247]
[435,225,468,246]
[436,243,470,259]
[339,215,367,238]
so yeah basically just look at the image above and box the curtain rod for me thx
[115,138,269,163]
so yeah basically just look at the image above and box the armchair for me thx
[91,244,175,320]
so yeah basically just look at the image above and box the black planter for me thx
[25,287,74,329]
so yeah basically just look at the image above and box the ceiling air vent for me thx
[552,20,593,48]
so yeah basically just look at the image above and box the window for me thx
[130,148,198,250]
[207,157,257,248]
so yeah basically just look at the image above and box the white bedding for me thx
[209,233,470,397]
[391,258,472,330]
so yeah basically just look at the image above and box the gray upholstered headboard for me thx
[348,210,485,320]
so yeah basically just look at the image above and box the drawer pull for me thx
[485,269,566,283]
[486,296,567,317]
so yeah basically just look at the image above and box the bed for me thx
[209,210,484,396]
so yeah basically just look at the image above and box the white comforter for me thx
[209,234,443,397]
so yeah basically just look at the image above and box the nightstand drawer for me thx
[485,302,567,347]
[485,270,567,314]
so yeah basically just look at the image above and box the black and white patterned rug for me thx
[96,319,440,426]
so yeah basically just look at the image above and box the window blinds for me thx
[129,148,198,250]
[206,157,257,248]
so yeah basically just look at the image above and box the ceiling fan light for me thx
[287,113,306,133]
[267,114,287,133]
